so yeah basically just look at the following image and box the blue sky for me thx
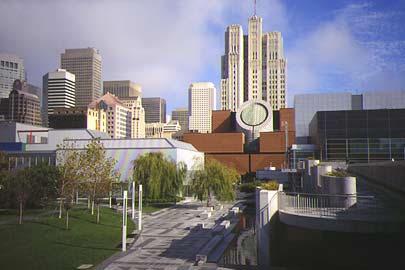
[1,0,404,113]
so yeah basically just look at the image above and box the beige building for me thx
[188,82,216,133]
[61,48,102,107]
[220,25,244,111]
[121,96,145,138]
[247,15,263,101]
[103,80,141,98]
[88,93,131,139]
[145,122,171,139]
[262,32,286,110]
[220,15,287,111]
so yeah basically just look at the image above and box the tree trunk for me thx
[91,200,94,215]
[87,197,90,209]
[97,204,100,224]
[66,209,69,230]
[19,201,22,225]
[59,199,63,219]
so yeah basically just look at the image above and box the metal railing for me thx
[278,192,378,219]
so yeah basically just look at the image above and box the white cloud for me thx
[0,0,235,111]
[286,2,405,106]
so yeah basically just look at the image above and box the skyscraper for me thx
[61,48,102,107]
[103,80,141,98]
[142,97,166,123]
[42,69,75,126]
[188,82,216,133]
[220,25,244,111]
[0,53,25,99]
[172,107,189,132]
[262,32,286,110]
[220,14,287,111]
[121,96,145,138]
[247,15,263,101]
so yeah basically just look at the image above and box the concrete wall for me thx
[349,161,405,194]
[256,188,279,270]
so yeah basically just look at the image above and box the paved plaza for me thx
[97,200,237,270]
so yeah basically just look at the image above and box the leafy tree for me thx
[0,151,8,172]
[81,138,119,224]
[26,163,59,208]
[132,152,185,201]
[191,158,240,206]
[56,141,83,226]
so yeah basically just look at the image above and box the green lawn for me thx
[0,206,136,270]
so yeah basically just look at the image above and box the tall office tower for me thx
[188,82,216,133]
[172,107,189,132]
[88,93,131,138]
[142,97,166,123]
[0,53,25,99]
[121,96,145,138]
[42,69,75,126]
[103,80,141,98]
[8,79,42,126]
[220,25,244,111]
[262,32,287,110]
[61,48,102,107]
[247,15,263,101]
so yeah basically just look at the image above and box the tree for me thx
[132,152,185,201]
[56,141,83,228]
[26,163,59,209]
[81,138,119,224]
[9,170,31,224]
[191,158,239,206]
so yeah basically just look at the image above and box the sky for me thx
[1,0,405,114]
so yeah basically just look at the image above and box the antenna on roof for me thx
[254,0,257,15]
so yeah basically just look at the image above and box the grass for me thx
[0,206,136,270]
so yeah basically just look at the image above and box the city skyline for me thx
[1,0,405,113]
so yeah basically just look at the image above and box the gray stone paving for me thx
[98,200,235,270]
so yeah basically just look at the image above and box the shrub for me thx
[239,180,261,193]
[261,180,279,190]
[325,169,352,177]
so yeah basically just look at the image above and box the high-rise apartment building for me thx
[7,80,42,126]
[220,15,287,111]
[142,97,166,123]
[103,80,141,98]
[188,82,216,133]
[0,53,25,99]
[27,84,42,107]
[262,32,286,110]
[88,93,131,139]
[220,25,244,111]
[61,48,102,107]
[42,69,75,126]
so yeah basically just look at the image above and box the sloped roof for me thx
[88,92,128,109]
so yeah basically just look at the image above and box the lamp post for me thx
[122,190,128,252]
[131,181,135,219]
[284,121,288,169]
[138,184,142,231]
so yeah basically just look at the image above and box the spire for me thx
[254,0,257,16]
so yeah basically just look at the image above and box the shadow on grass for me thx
[53,241,118,251]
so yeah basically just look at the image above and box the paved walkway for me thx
[97,201,236,270]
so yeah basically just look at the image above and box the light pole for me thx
[122,190,128,252]
[131,181,135,219]
[284,121,289,169]
[138,184,142,231]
